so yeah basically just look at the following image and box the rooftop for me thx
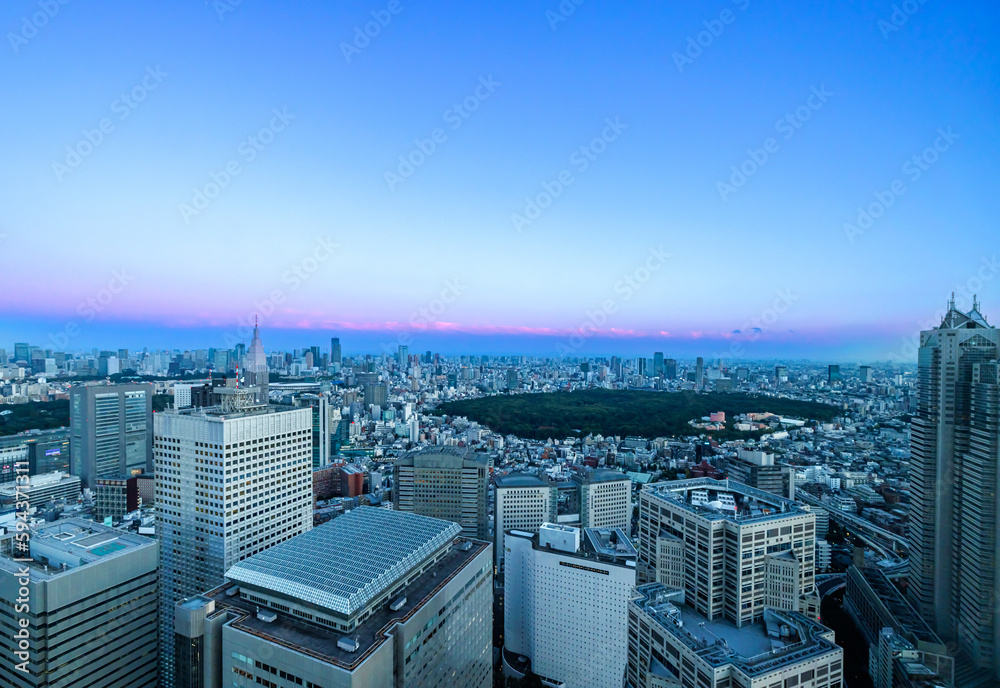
[572,468,629,484]
[495,473,550,488]
[395,445,488,468]
[633,583,840,677]
[225,506,461,617]
[0,518,155,580]
[643,478,807,524]
[196,537,488,670]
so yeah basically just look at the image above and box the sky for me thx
[1,0,998,361]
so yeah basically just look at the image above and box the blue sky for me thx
[1,0,998,360]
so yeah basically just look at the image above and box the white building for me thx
[155,403,313,687]
[573,468,631,530]
[494,473,556,575]
[504,523,636,688]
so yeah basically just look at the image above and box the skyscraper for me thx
[0,519,159,687]
[653,351,664,377]
[155,403,314,687]
[493,473,556,575]
[240,320,268,406]
[504,524,636,688]
[664,357,677,380]
[393,446,489,540]
[398,343,409,366]
[70,383,153,488]
[695,356,704,389]
[330,336,342,365]
[828,364,841,384]
[908,297,1000,679]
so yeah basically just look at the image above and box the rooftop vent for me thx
[459,541,473,552]
[389,596,407,611]
[226,586,240,597]
[337,636,360,652]
[257,609,277,623]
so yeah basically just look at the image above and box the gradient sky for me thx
[1,0,998,360]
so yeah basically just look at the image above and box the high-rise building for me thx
[14,342,30,363]
[828,364,841,384]
[664,357,677,380]
[572,468,631,530]
[860,364,874,383]
[174,507,492,688]
[241,321,269,406]
[775,364,788,382]
[724,448,795,499]
[398,343,409,366]
[330,336,342,365]
[908,298,1000,679]
[0,519,158,687]
[363,382,388,410]
[155,403,314,687]
[494,473,556,575]
[393,446,489,540]
[653,351,664,377]
[625,584,842,688]
[506,367,518,389]
[504,524,636,688]
[695,356,704,389]
[93,475,140,521]
[637,478,819,625]
[70,383,153,488]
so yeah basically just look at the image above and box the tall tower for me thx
[908,296,1000,679]
[155,404,314,687]
[330,336,342,365]
[242,319,269,406]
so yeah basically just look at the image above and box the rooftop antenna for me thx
[973,294,980,311]
[949,292,956,311]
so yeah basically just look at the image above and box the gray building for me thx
[723,448,795,499]
[908,298,1000,680]
[0,429,70,484]
[494,473,557,575]
[363,383,387,411]
[330,336,342,366]
[0,518,158,687]
[175,507,492,688]
[70,383,153,488]
[393,446,489,540]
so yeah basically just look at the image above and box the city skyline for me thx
[2,1,998,360]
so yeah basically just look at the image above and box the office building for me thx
[695,357,704,389]
[0,428,70,485]
[908,298,1000,679]
[398,343,409,366]
[870,628,954,688]
[860,365,874,383]
[94,475,140,521]
[637,478,819,626]
[14,341,30,363]
[625,584,842,688]
[0,519,158,687]
[240,321,269,406]
[330,336,341,366]
[70,383,153,488]
[572,468,631,530]
[724,448,795,499]
[155,402,314,687]
[363,382,387,410]
[653,351,664,377]
[0,471,81,508]
[494,473,556,574]
[828,364,841,384]
[504,524,636,688]
[174,507,492,688]
[281,393,330,469]
[664,357,677,380]
[506,368,518,389]
[775,365,787,382]
[393,446,489,540]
